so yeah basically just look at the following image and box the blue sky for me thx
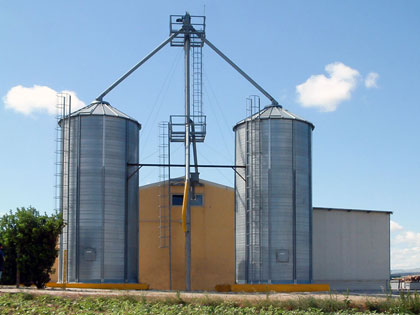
[1,1,419,269]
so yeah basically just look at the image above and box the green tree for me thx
[0,206,64,288]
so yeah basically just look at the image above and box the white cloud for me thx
[3,85,85,115]
[391,220,403,232]
[392,247,420,270]
[296,62,360,112]
[391,223,420,269]
[395,231,420,246]
[365,72,379,88]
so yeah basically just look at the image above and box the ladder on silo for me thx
[158,122,170,248]
[245,95,262,283]
[192,44,206,141]
[168,44,206,143]
[56,93,71,283]
[55,95,65,216]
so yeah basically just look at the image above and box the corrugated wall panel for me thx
[294,121,311,282]
[78,116,104,282]
[269,120,294,282]
[126,120,139,282]
[67,117,79,282]
[103,117,126,281]
[235,126,247,283]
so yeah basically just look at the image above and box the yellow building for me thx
[139,178,235,291]
[50,255,59,283]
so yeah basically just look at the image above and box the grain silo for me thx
[234,104,314,284]
[58,100,140,283]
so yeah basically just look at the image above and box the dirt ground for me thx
[0,286,394,305]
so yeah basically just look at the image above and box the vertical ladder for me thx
[55,95,65,215]
[245,118,252,281]
[56,94,64,283]
[192,45,204,134]
[56,93,71,283]
[158,122,169,248]
[245,95,262,283]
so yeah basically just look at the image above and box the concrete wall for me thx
[313,208,391,291]
[139,180,235,291]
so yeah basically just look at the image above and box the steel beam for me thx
[96,31,181,101]
[195,32,280,106]
[127,163,245,168]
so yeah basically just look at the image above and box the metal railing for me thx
[169,115,206,142]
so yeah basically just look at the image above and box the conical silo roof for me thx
[60,101,141,127]
[233,104,314,130]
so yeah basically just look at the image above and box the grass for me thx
[0,291,420,314]
[364,291,420,314]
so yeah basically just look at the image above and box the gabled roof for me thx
[139,176,234,190]
[234,104,314,130]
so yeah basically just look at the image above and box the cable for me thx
[198,151,234,187]
[203,72,235,139]
[140,148,160,163]
[203,73,235,158]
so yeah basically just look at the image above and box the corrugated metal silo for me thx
[58,101,140,283]
[234,105,314,284]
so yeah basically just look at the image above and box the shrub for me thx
[0,206,64,288]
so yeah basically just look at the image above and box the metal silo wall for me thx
[78,115,104,282]
[293,121,312,282]
[68,117,80,282]
[126,121,139,282]
[60,113,139,283]
[103,116,126,281]
[59,116,80,283]
[235,127,247,283]
[235,118,312,284]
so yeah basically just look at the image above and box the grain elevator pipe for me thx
[181,180,189,233]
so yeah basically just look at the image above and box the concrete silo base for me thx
[216,284,330,293]
[46,283,149,290]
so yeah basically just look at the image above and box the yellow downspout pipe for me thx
[181,180,189,233]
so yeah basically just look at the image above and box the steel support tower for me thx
[95,12,279,291]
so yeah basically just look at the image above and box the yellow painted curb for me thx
[215,284,231,292]
[229,283,330,293]
[46,283,149,290]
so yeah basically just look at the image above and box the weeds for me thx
[193,292,224,307]
[1,290,420,314]
[364,291,420,314]
[175,290,185,304]
[17,292,34,301]
[161,290,187,306]
[139,292,147,302]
